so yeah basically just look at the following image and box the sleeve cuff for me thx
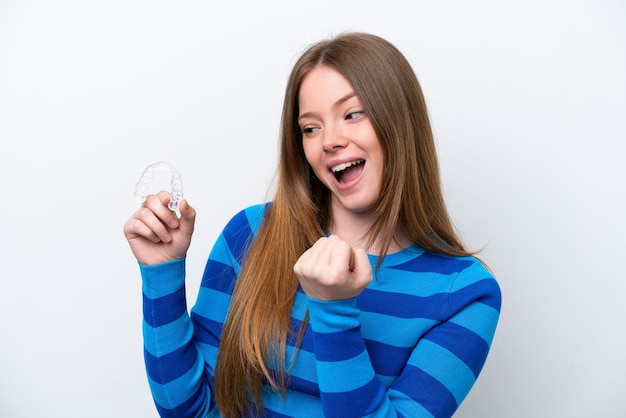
[140,258,186,299]
[305,296,361,334]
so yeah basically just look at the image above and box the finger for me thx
[176,199,196,235]
[294,237,327,277]
[156,190,171,201]
[348,248,355,272]
[125,217,163,243]
[322,235,355,271]
[328,238,354,272]
[135,206,173,242]
[178,199,196,223]
[144,193,179,229]
[303,237,328,262]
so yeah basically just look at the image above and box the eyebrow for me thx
[298,92,357,122]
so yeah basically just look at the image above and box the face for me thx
[298,66,384,221]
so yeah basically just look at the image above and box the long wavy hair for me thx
[214,32,472,417]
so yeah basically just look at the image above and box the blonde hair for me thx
[214,32,471,417]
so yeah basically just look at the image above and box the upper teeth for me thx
[332,160,363,173]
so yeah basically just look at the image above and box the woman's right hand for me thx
[123,191,196,266]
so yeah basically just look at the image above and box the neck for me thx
[328,207,410,256]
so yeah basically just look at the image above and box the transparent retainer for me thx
[133,162,183,214]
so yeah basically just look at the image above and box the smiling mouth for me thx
[331,160,365,183]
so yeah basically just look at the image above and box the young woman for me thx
[124,32,501,418]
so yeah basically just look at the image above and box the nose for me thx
[322,123,348,152]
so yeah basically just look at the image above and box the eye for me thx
[301,126,319,137]
[346,110,365,121]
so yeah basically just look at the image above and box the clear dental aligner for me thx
[134,162,183,213]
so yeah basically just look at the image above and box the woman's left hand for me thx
[294,235,372,301]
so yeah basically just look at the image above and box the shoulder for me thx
[382,247,490,281]
[402,250,502,326]
[381,248,501,310]
[415,251,500,305]
[446,254,501,316]
[207,203,271,273]
[222,202,271,237]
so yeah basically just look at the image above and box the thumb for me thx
[347,248,372,294]
[177,199,196,233]
[351,248,372,283]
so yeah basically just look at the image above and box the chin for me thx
[336,200,378,215]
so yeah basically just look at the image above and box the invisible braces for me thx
[134,162,183,213]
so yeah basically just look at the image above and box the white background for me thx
[1,1,625,417]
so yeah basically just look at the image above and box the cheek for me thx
[302,145,330,185]
[371,155,385,190]
[302,143,320,168]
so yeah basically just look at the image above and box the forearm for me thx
[306,297,396,418]
[141,258,211,417]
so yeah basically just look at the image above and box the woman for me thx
[124,32,501,418]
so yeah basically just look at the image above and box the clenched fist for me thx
[294,235,372,301]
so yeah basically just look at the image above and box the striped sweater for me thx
[140,203,501,417]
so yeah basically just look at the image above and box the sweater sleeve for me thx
[141,258,213,418]
[140,204,266,418]
[306,296,389,417]
[305,260,501,418]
